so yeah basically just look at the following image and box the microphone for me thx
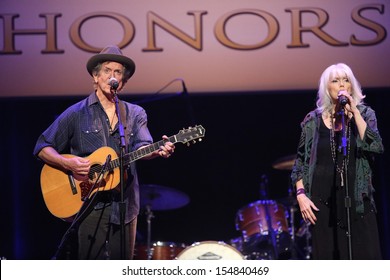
[109,77,119,90]
[338,91,348,106]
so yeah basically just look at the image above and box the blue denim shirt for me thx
[34,92,153,223]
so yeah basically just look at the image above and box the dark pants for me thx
[78,204,137,260]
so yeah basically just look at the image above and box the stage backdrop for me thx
[1,0,389,97]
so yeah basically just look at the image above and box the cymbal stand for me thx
[287,184,297,259]
[145,204,154,260]
[265,202,279,259]
[304,222,312,259]
[259,175,278,259]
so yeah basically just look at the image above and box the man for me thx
[33,45,175,259]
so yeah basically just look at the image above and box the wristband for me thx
[296,188,306,196]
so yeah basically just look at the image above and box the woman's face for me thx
[328,73,352,103]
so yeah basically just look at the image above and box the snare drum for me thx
[235,200,289,239]
[135,241,186,260]
[176,241,244,260]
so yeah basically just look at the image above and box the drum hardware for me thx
[229,236,244,252]
[145,204,154,260]
[295,221,312,259]
[135,241,186,260]
[140,184,190,260]
[259,174,269,199]
[259,174,279,259]
[233,170,299,259]
[235,199,290,259]
[275,185,299,259]
[272,154,312,259]
[304,224,312,259]
[272,154,297,257]
[176,241,244,260]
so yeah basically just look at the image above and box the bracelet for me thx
[296,188,306,196]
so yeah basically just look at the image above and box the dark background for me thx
[0,88,389,259]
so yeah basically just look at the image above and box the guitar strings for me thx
[88,161,113,179]
[83,127,201,179]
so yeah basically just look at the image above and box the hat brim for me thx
[86,53,136,80]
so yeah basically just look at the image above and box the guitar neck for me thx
[105,125,205,171]
[109,135,177,169]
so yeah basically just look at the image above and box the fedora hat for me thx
[86,45,136,80]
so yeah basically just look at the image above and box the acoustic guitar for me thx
[40,125,205,221]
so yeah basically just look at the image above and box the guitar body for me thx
[40,146,119,220]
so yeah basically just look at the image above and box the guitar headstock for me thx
[176,125,206,146]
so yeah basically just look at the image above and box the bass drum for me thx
[135,241,186,260]
[176,241,245,260]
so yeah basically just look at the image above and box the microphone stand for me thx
[181,79,196,126]
[339,107,352,259]
[52,155,112,259]
[113,89,127,260]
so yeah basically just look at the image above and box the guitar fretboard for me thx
[108,135,177,170]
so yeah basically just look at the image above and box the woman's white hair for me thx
[316,63,365,114]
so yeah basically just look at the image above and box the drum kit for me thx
[134,154,311,260]
[135,184,245,260]
[230,154,311,260]
[136,184,189,260]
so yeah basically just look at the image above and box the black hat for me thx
[86,45,136,80]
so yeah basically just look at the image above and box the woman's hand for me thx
[297,193,319,225]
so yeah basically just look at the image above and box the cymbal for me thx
[140,184,190,211]
[272,154,296,170]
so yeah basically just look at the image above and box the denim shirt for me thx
[33,92,153,223]
[291,104,384,213]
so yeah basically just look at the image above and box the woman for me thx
[291,63,384,259]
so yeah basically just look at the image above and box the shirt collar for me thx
[87,91,100,106]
